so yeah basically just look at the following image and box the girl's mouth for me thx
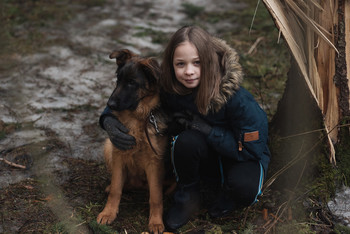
[184,78,198,83]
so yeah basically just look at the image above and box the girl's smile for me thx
[173,41,201,89]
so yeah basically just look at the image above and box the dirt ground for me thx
[1,0,348,233]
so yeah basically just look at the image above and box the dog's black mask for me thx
[107,49,159,111]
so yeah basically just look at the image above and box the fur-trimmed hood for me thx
[208,37,243,113]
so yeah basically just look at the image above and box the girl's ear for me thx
[109,49,137,68]
[139,58,161,84]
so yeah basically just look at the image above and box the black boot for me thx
[165,182,200,231]
[208,188,236,218]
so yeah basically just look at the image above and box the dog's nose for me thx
[107,98,119,110]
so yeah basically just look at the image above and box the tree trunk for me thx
[262,0,350,163]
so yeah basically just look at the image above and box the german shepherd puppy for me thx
[97,49,168,233]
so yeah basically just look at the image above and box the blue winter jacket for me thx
[162,87,270,175]
[162,37,270,174]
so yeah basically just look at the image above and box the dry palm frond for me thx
[308,0,324,11]
[284,0,338,53]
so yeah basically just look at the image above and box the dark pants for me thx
[171,130,264,207]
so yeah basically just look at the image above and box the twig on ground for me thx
[0,157,26,169]
[269,213,285,223]
[246,37,264,55]
[242,206,251,227]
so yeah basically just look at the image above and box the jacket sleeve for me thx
[207,126,241,159]
[206,89,269,163]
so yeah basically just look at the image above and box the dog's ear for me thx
[109,49,136,67]
[139,58,160,84]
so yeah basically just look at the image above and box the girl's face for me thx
[173,41,201,89]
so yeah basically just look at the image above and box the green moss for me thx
[181,3,205,19]
[333,223,350,234]
[275,221,316,234]
[307,118,350,200]
[0,122,21,140]
[50,222,69,234]
[0,131,5,140]
[89,220,118,234]
[335,118,350,186]
[133,27,168,44]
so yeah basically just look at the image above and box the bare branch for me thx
[0,157,26,169]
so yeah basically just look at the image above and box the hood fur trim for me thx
[209,38,243,113]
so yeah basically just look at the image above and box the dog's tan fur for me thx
[97,51,168,233]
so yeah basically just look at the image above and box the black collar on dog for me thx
[145,111,163,156]
[149,112,160,135]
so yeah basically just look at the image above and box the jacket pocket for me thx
[238,130,260,152]
[237,130,264,162]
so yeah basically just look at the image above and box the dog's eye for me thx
[127,79,137,86]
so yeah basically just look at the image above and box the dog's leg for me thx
[103,139,113,194]
[97,157,125,225]
[145,163,164,234]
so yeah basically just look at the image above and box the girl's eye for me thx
[194,60,200,65]
[175,62,184,67]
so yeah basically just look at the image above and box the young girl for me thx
[100,26,270,231]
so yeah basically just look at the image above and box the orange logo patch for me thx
[244,131,259,142]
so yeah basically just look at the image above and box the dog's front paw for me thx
[149,222,165,234]
[97,211,117,225]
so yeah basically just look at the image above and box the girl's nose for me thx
[185,65,194,75]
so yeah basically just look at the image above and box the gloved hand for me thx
[174,111,212,136]
[102,116,136,150]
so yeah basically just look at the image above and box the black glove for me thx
[174,111,212,136]
[102,116,136,150]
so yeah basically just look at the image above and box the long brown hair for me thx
[160,25,224,115]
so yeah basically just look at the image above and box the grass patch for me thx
[275,221,316,234]
[181,3,205,19]
[333,224,350,234]
[0,121,21,140]
[222,5,290,120]
[133,26,168,44]
[89,220,117,234]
